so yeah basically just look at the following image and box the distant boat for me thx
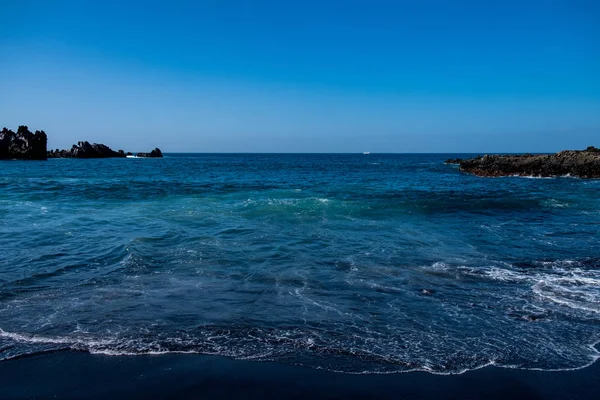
[363,151,370,155]
[126,155,139,158]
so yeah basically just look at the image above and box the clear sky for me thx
[1,0,599,153]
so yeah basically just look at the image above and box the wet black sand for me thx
[1,351,599,399]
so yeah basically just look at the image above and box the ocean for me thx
[1,153,599,383]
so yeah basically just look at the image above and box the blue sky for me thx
[1,0,599,152]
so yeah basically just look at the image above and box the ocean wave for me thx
[433,259,600,317]
[1,325,598,375]
[542,199,571,208]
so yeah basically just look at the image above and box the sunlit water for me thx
[1,154,599,374]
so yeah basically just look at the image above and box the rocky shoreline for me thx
[1,126,162,160]
[447,147,600,178]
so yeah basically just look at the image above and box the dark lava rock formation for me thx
[2,125,163,160]
[0,126,48,160]
[136,148,163,158]
[48,143,163,159]
[446,146,600,178]
[48,141,126,158]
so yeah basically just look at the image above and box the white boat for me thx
[126,155,139,158]
[363,151,370,155]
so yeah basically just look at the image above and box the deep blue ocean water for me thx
[1,154,599,374]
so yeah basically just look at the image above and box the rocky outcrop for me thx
[2,126,163,160]
[446,147,600,178]
[47,141,126,158]
[0,126,48,160]
[136,148,163,158]
[444,158,464,165]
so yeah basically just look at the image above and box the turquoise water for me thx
[1,154,599,374]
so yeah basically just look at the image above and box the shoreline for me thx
[2,351,600,399]
[445,147,600,179]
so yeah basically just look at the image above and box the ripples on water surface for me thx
[0,154,599,374]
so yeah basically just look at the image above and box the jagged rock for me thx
[453,147,600,178]
[136,148,163,158]
[586,146,600,153]
[47,141,126,158]
[3,126,162,160]
[0,126,48,160]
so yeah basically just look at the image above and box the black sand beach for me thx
[1,351,599,399]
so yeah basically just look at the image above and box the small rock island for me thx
[1,125,163,160]
[0,126,48,160]
[48,143,163,159]
[48,141,127,158]
[133,148,163,158]
[447,147,600,178]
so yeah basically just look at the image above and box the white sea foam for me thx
[532,277,600,314]
[430,261,449,271]
[1,325,599,375]
[292,288,348,316]
[472,267,531,283]
[0,328,73,345]
[543,199,570,208]
[511,175,555,179]
[511,173,586,180]
[455,259,600,317]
